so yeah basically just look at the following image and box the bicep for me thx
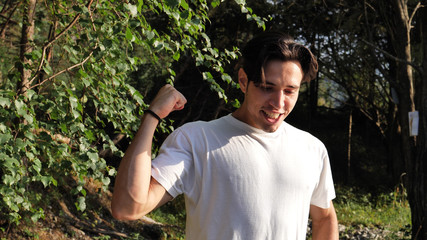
[310,201,336,221]
[310,201,339,239]
[147,177,174,211]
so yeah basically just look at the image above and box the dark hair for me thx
[240,31,318,83]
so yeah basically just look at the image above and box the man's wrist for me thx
[145,109,162,122]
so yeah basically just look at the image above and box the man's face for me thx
[233,60,303,132]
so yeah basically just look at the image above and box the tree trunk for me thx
[17,0,37,96]
[387,118,405,182]
[347,109,352,184]
[391,0,425,238]
[411,3,427,239]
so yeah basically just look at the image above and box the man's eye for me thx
[257,85,273,91]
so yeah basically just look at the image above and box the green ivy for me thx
[0,0,265,225]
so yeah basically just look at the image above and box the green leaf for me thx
[165,0,179,8]
[72,5,83,13]
[0,133,12,145]
[180,10,190,20]
[172,51,180,61]
[146,30,155,40]
[2,154,19,169]
[26,89,36,100]
[30,208,44,223]
[0,97,11,107]
[87,152,98,162]
[126,3,138,17]
[221,74,233,84]
[40,176,51,188]
[71,109,81,119]
[76,196,86,211]
[15,99,27,116]
[102,176,110,186]
[43,64,53,75]
[125,27,135,42]
[211,0,220,8]
[84,130,95,142]
[108,168,116,176]
[137,0,144,13]
[3,175,16,186]
[32,159,42,174]
[60,123,68,133]
[0,123,8,133]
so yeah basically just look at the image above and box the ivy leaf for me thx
[30,209,44,223]
[32,159,42,174]
[2,155,19,169]
[125,27,135,42]
[43,64,53,75]
[76,196,86,212]
[0,97,11,107]
[84,130,95,142]
[211,0,220,8]
[101,176,110,186]
[126,3,138,17]
[165,0,179,8]
[40,176,52,188]
[0,133,12,145]
[3,175,16,186]
[14,99,26,116]
[172,51,180,61]
[87,152,98,162]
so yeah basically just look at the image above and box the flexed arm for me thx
[111,85,187,220]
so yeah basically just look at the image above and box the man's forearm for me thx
[111,114,159,219]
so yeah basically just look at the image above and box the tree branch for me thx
[0,1,21,39]
[29,50,94,90]
[408,2,423,30]
[27,0,95,87]
[361,39,424,75]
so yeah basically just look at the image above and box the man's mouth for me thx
[262,110,282,119]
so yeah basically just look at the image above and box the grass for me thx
[334,184,411,239]
[147,195,186,239]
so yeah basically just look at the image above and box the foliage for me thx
[0,0,265,226]
[334,185,411,237]
[148,195,186,238]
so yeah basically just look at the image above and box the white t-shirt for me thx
[152,114,335,240]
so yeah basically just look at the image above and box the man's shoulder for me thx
[283,122,323,144]
[175,115,229,134]
[181,115,228,127]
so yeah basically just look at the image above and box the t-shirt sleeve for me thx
[151,128,193,198]
[310,145,336,209]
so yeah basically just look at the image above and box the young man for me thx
[111,32,338,239]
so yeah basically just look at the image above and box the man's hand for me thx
[148,84,187,119]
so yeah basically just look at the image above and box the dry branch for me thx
[27,0,95,88]
[361,39,423,75]
[29,50,94,90]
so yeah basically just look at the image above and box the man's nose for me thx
[270,91,285,109]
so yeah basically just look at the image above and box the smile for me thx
[262,110,283,119]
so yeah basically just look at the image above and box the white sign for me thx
[408,111,419,136]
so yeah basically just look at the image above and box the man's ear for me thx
[238,68,249,93]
